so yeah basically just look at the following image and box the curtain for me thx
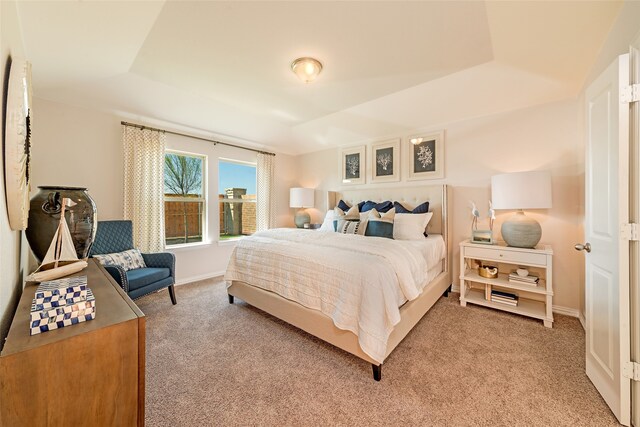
[256,153,276,231]
[122,125,166,252]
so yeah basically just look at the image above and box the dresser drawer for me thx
[465,245,547,266]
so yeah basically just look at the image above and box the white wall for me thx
[296,99,583,312]
[31,98,297,285]
[0,0,26,347]
[31,99,123,219]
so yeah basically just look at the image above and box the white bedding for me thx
[224,229,446,364]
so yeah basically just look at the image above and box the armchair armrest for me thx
[103,265,129,292]
[142,252,176,281]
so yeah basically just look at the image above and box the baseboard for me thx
[578,312,586,330]
[451,284,460,293]
[552,305,580,318]
[175,271,225,286]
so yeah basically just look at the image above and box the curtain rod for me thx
[120,121,276,156]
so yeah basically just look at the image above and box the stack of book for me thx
[29,276,96,335]
[490,290,518,306]
[508,272,539,287]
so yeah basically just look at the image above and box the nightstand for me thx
[459,240,553,328]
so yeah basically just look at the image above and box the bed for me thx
[225,185,452,380]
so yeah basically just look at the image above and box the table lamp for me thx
[290,187,314,228]
[491,171,552,248]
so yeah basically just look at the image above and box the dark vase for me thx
[26,186,97,262]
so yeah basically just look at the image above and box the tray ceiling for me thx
[17,1,622,155]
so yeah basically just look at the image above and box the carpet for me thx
[137,279,619,426]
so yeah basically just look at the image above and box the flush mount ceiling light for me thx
[291,57,323,83]
[410,137,423,145]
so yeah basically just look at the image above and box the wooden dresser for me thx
[0,259,145,426]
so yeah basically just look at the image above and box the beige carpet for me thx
[137,279,620,427]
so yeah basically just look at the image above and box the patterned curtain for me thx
[122,125,166,252]
[256,153,276,231]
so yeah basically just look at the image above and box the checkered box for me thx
[33,293,88,311]
[34,276,88,301]
[29,289,96,335]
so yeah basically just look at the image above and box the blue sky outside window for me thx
[219,161,256,195]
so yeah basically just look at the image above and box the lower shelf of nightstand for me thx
[463,288,547,321]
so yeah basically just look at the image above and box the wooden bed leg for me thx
[443,284,452,298]
[228,294,234,304]
[372,364,382,381]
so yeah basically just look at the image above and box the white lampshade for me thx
[290,188,314,208]
[491,171,552,210]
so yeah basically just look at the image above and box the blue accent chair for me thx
[89,220,177,304]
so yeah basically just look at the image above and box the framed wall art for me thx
[371,138,400,183]
[340,145,366,185]
[405,131,444,180]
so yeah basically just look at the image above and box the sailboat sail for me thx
[27,198,88,282]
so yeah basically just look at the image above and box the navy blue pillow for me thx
[337,199,351,212]
[361,200,393,213]
[394,201,429,214]
[365,220,394,239]
[357,201,366,211]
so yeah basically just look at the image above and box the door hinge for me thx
[621,84,640,103]
[623,361,640,381]
[621,223,640,241]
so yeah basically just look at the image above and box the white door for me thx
[583,54,631,426]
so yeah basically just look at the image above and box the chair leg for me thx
[228,294,234,304]
[168,285,177,305]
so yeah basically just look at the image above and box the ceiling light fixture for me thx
[291,57,323,83]
[410,137,423,145]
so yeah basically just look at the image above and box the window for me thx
[164,151,206,246]
[219,159,256,240]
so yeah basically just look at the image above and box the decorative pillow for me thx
[333,205,360,231]
[334,205,359,219]
[393,201,429,214]
[365,208,396,239]
[336,219,361,234]
[337,199,351,212]
[357,201,366,211]
[93,249,147,271]
[358,211,371,235]
[360,200,393,213]
[393,212,433,240]
[365,220,394,239]
[368,207,396,222]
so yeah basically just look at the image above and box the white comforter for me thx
[224,228,445,363]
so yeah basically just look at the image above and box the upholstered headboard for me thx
[326,185,452,274]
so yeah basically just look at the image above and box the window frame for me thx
[164,149,208,247]
[218,157,257,241]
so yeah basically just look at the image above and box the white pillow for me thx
[319,210,336,232]
[393,212,433,240]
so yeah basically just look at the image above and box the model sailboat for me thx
[27,197,88,282]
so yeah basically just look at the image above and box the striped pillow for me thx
[336,219,361,234]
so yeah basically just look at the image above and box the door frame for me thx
[630,32,640,427]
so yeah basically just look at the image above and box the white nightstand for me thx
[459,240,554,328]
